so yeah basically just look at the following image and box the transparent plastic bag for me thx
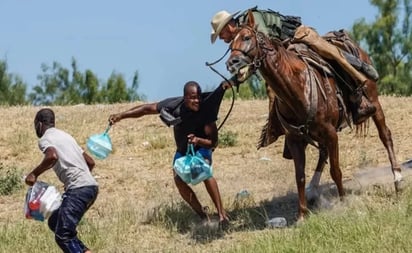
[87,125,112,160]
[24,181,62,221]
[173,144,213,185]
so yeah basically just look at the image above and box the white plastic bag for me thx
[24,181,62,221]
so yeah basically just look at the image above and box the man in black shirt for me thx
[109,81,231,227]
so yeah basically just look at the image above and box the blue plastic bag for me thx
[87,125,112,160]
[173,144,213,185]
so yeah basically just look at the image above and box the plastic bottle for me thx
[267,217,287,228]
[191,164,202,180]
[236,189,250,199]
[29,188,45,210]
[30,210,45,221]
[29,199,40,210]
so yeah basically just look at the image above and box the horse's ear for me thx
[247,10,255,28]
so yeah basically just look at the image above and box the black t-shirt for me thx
[156,85,225,154]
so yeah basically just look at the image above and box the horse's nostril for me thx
[226,57,239,67]
[226,57,244,74]
[231,58,239,65]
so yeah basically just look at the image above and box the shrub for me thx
[219,130,238,147]
[0,164,23,195]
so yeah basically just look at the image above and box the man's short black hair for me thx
[183,81,202,96]
[35,108,55,126]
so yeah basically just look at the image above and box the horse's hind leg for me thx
[306,145,328,204]
[325,128,345,199]
[370,100,403,191]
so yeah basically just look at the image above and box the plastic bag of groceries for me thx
[24,181,62,221]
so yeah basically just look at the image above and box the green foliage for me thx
[28,58,146,105]
[0,164,23,195]
[219,130,238,147]
[224,74,267,100]
[0,60,28,105]
[351,0,412,95]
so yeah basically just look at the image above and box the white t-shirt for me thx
[38,127,98,190]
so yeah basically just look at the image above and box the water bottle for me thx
[191,164,202,180]
[267,217,287,228]
[236,189,250,200]
[29,199,41,210]
[30,210,45,221]
[29,197,44,221]
[29,187,45,210]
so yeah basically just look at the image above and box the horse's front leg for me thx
[325,127,345,199]
[365,80,403,191]
[286,137,309,221]
[306,145,328,204]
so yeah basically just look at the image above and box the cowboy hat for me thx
[210,10,240,44]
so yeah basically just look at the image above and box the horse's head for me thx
[226,11,263,82]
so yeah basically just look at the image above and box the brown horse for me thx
[226,11,403,220]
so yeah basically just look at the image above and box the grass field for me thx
[1,96,412,252]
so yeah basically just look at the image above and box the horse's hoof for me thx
[306,186,320,206]
[394,179,404,193]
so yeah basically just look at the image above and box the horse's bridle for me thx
[229,25,274,72]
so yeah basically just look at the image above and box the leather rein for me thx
[231,25,321,148]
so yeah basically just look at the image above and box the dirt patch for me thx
[344,159,412,192]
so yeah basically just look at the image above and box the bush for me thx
[219,130,238,147]
[0,164,23,195]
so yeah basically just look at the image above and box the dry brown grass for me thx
[0,96,411,252]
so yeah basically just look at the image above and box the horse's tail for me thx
[355,118,370,137]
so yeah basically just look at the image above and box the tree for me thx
[28,58,146,105]
[128,71,146,101]
[351,0,412,95]
[28,62,69,105]
[83,70,100,104]
[0,60,27,105]
[223,74,267,100]
[100,72,128,103]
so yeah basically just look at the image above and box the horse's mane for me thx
[267,37,306,78]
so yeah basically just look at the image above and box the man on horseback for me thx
[210,7,379,126]
[210,8,294,152]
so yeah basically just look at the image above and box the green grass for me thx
[2,185,412,253]
[225,188,412,253]
[2,99,412,253]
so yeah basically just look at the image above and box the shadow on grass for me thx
[141,183,367,243]
[141,201,226,243]
[141,192,299,241]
